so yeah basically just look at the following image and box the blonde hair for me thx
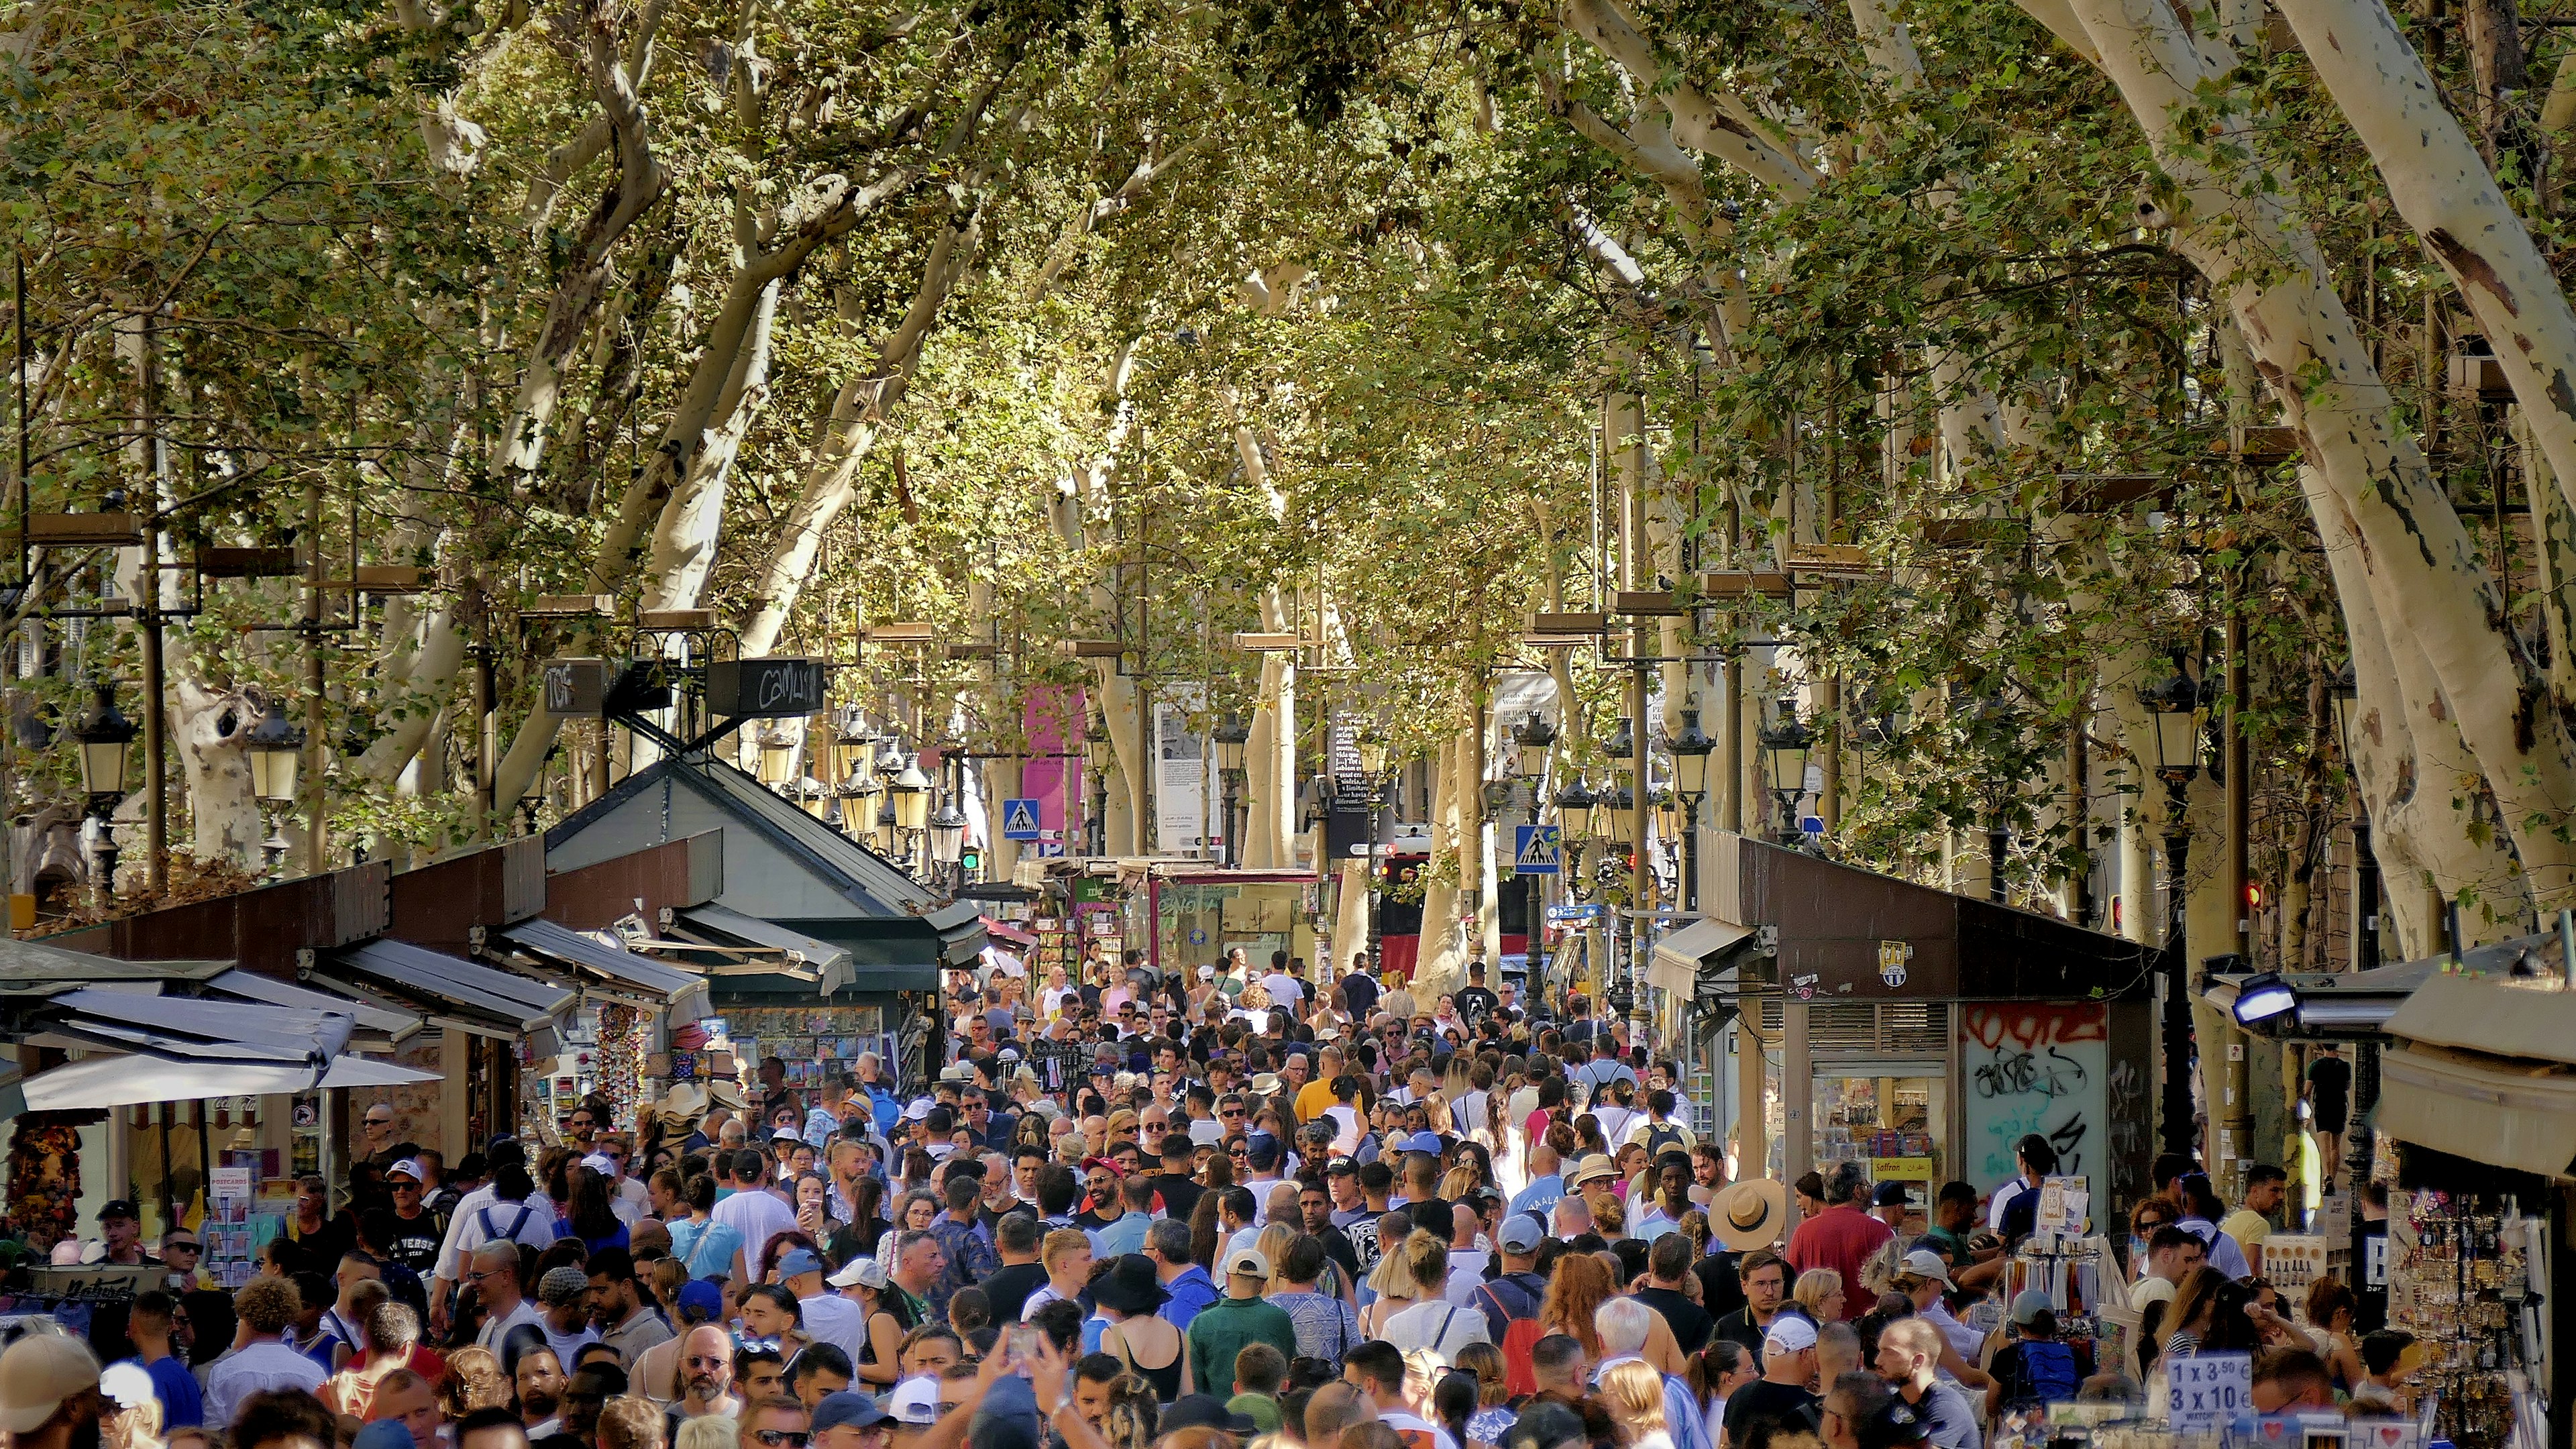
[1042,1228,1093,1268]
[1364,1228,1442,1301]
[1601,1360,1669,1434]
[1793,1267,1845,1320]
[1254,1222,1298,1283]
[1454,1343,1510,1407]
[674,1418,737,1449]
[598,1398,665,1449]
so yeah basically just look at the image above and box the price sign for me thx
[2166,1352,2252,1432]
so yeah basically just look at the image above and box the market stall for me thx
[2367,969,2576,1446]
[545,753,985,1095]
[1693,830,2159,1223]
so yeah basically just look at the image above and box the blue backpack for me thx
[2006,1340,2081,1405]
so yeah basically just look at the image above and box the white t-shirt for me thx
[1326,1104,1362,1155]
[1260,973,1305,1010]
[1379,1410,1461,1449]
[1442,1251,1492,1305]
[437,1191,559,1279]
[1381,1298,1491,1364]
[1042,985,1080,1019]
[477,1299,544,1353]
[712,1187,799,1269]
[800,1291,869,1364]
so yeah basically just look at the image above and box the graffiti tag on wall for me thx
[1962,1004,2108,1187]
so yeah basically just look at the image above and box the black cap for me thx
[1871,1180,1911,1208]
[1161,1397,1258,1436]
[1325,1157,1358,1175]
[1858,1395,1931,1449]
[97,1199,137,1222]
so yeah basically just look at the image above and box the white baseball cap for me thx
[1764,1316,1819,1354]
[1900,1248,1953,1287]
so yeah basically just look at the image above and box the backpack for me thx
[2002,1340,2081,1407]
[1478,1275,1547,1397]
[477,1203,535,1246]
[1642,1122,1686,1159]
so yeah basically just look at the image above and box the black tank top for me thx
[1118,1325,1185,1402]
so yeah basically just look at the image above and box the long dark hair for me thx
[569,1168,621,1240]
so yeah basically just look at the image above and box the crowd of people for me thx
[0,943,2422,1449]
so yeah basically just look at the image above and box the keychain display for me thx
[2384,1187,2546,1449]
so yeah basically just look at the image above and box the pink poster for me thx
[1020,685,1085,851]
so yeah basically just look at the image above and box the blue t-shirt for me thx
[125,1356,201,1428]
[669,1218,745,1279]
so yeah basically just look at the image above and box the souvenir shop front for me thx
[2367,969,2576,1448]
[545,753,986,1099]
[1694,831,2159,1233]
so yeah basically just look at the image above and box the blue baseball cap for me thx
[354,1422,415,1449]
[777,1248,824,1280]
[676,1279,724,1322]
[1401,1130,1446,1155]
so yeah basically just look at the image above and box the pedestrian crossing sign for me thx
[1002,798,1042,840]
[1513,824,1561,875]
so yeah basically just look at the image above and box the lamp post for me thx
[1555,774,1599,900]
[73,680,136,899]
[2328,660,2383,1254]
[1981,780,2014,905]
[245,705,306,875]
[1212,712,1250,867]
[1666,709,1714,912]
[1512,711,1556,986]
[889,753,932,871]
[2141,668,2205,1159]
[1756,715,1813,847]
[1083,710,1112,857]
[1358,735,1393,971]
[2326,663,2378,973]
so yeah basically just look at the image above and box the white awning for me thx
[205,969,421,1044]
[2377,1042,2576,1179]
[1648,917,1756,997]
[32,988,354,1064]
[500,918,707,1010]
[11,1051,440,1112]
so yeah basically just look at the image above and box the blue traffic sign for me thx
[1513,824,1561,875]
[1002,798,1043,841]
[1546,902,1603,923]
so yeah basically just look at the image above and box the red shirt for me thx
[1783,1202,1893,1318]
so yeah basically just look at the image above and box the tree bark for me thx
[2040,0,2576,912]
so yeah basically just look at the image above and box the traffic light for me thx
[959,845,982,874]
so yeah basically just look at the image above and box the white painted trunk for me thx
[1095,664,1146,855]
[2271,0,2576,532]
[2045,0,2576,911]
[737,392,876,658]
[1414,730,1467,1002]
[172,677,263,866]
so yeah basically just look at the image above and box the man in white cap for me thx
[1184,1248,1297,1397]
[1893,1250,1984,1371]
[0,1334,101,1449]
[1721,1316,1823,1448]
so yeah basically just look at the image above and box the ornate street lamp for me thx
[832,707,880,787]
[928,800,969,871]
[1756,715,1813,847]
[1212,712,1251,867]
[889,753,933,867]
[244,704,306,874]
[1554,774,1599,841]
[1601,715,1633,763]
[2139,667,2204,1159]
[73,680,136,895]
[1510,710,1556,783]
[1665,708,1715,909]
[754,726,796,787]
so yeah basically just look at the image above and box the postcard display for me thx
[723,1006,893,1095]
[2385,1187,2549,1449]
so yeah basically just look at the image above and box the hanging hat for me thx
[705,1079,749,1112]
[659,1083,708,1124]
[1713,1179,1790,1252]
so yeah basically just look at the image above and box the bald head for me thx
[1305,1383,1372,1449]
[1452,1204,1479,1248]
[1529,1142,1560,1176]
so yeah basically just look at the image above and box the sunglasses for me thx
[753,1434,812,1447]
